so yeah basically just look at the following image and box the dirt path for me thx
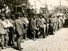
[2,28,68,51]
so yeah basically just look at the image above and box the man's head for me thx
[1,13,6,20]
[5,13,10,19]
[24,13,27,17]
[15,14,20,19]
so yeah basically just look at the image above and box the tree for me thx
[0,0,28,12]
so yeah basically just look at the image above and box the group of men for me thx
[0,12,29,51]
[0,11,66,51]
[50,14,66,32]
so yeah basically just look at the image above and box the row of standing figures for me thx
[0,13,66,51]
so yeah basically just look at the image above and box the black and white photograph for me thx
[0,0,68,51]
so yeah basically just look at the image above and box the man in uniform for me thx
[6,14,15,46]
[0,14,6,49]
[21,13,29,40]
[48,17,54,35]
[40,15,46,38]
[20,13,25,42]
[30,15,37,40]
[1,13,13,47]
[15,14,23,51]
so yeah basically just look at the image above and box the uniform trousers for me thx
[0,34,5,48]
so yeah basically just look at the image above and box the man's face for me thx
[18,17,20,19]
[2,17,5,20]
[24,14,27,17]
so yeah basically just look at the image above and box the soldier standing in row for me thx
[15,14,23,51]
[37,15,46,38]
[22,13,29,40]
[30,15,37,40]
[6,14,15,46]
[0,15,6,49]
[1,13,12,47]
[53,16,58,32]
[58,16,62,29]
[48,17,54,35]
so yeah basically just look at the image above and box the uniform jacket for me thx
[0,19,6,34]
[9,19,15,30]
[22,17,29,27]
[15,18,23,35]
[31,18,37,30]
[2,19,13,28]
[37,18,46,28]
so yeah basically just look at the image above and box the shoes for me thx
[19,48,23,51]
[21,40,24,43]
[25,38,29,40]
[5,45,10,48]
[16,48,23,51]
[2,46,6,49]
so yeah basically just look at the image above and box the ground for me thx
[1,28,68,51]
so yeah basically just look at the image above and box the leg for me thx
[42,28,45,38]
[46,24,49,35]
[21,34,24,42]
[12,34,15,46]
[17,36,22,51]
[51,26,54,35]
[11,28,15,46]
[24,28,27,40]
[1,35,5,49]
[44,25,47,36]
[5,33,9,47]
[32,30,36,40]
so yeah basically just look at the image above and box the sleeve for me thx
[8,21,13,27]
[2,22,8,28]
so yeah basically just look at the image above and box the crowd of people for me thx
[0,10,66,51]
